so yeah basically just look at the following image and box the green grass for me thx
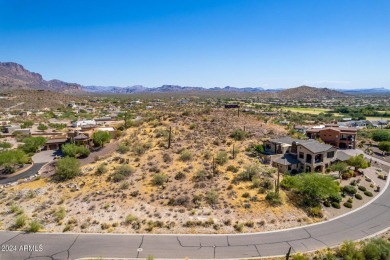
[366,116,390,120]
[280,107,332,115]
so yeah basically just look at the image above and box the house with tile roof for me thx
[264,137,350,174]
[306,125,357,149]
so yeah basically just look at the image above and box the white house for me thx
[72,120,97,128]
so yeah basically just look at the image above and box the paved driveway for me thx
[32,150,61,163]
[0,163,45,184]
[0,150,60,185]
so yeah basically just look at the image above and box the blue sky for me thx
[0,0,389,89]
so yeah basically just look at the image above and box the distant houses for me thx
[72,120,97,128]
[224,104,240,109]
[306,125,357,149]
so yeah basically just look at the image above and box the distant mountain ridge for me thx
[0,62,83,93]
[274,85,349,98]
[82,85,265,93]
[1,62,389,96]
[337,87,390,95]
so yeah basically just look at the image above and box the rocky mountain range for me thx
[274,85,348,98]
[0,62,83,93]
[83,85,265,93]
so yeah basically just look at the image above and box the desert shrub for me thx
[251,177,261,188]
[332,202,340,209]
[15,214,27,228]
[280,173,339,206]
[234,223,244,232]
[323,201,331,207]
[341,171,353,179]
[9,204,24,215]
[54,157,80,181]
[162,153,172,163]
[292,253,310,260]
[364,191,373,197]
[203,150,212,160]
[132,144,146,155]
[372,130,390,142]
[0,141,12,149]
[182,110,191,116]
[0,149,29,166]
[205,190,219,205]
[355,193,363,200]
[192,194,202,206]
[172,196,190,206]
[227,165,238,173]
[125,215,138,225]
[337,240,364,260]
[230,129,248,141]
[96,163,107,175]
[152,173,168,186]
[60,224,72,233]
[101,223,110,230]
[62,144,90,158]
[235,163,261,182]
[215,151,228,165]
[115,165,134,177]
[308,206,323,218]
[21,136,47,153]
[358,185,367,192]
[92,130,111,147]
[261,178,274,190]
[265,192,282,206]
[54,207,66,222]
[117,143,130,154]
[343,185,357,195]
[244,221,255,228]
[242,192,250,198]
[179,149,192,161]
[189,123,197,130]
[112,173,125,182]
[362,238,390,260]
[329,194,342,203]
[253,144,264,154]
[174,171,185,180]
[193,170,207,182]
[120,181,130,190]
[343,202,353,208]
[224,219,232,226]
[27,220,42,232]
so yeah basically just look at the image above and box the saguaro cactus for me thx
[167,126,172,149]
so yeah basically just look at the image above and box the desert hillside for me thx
[0,107,315,234]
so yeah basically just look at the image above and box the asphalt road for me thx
[1,180,389,260]
[0,163,45,185]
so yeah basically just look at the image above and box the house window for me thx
[327,151,335,158]
[299,152,304,159]
[288,166,291,171]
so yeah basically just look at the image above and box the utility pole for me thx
[232,144,235,159]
